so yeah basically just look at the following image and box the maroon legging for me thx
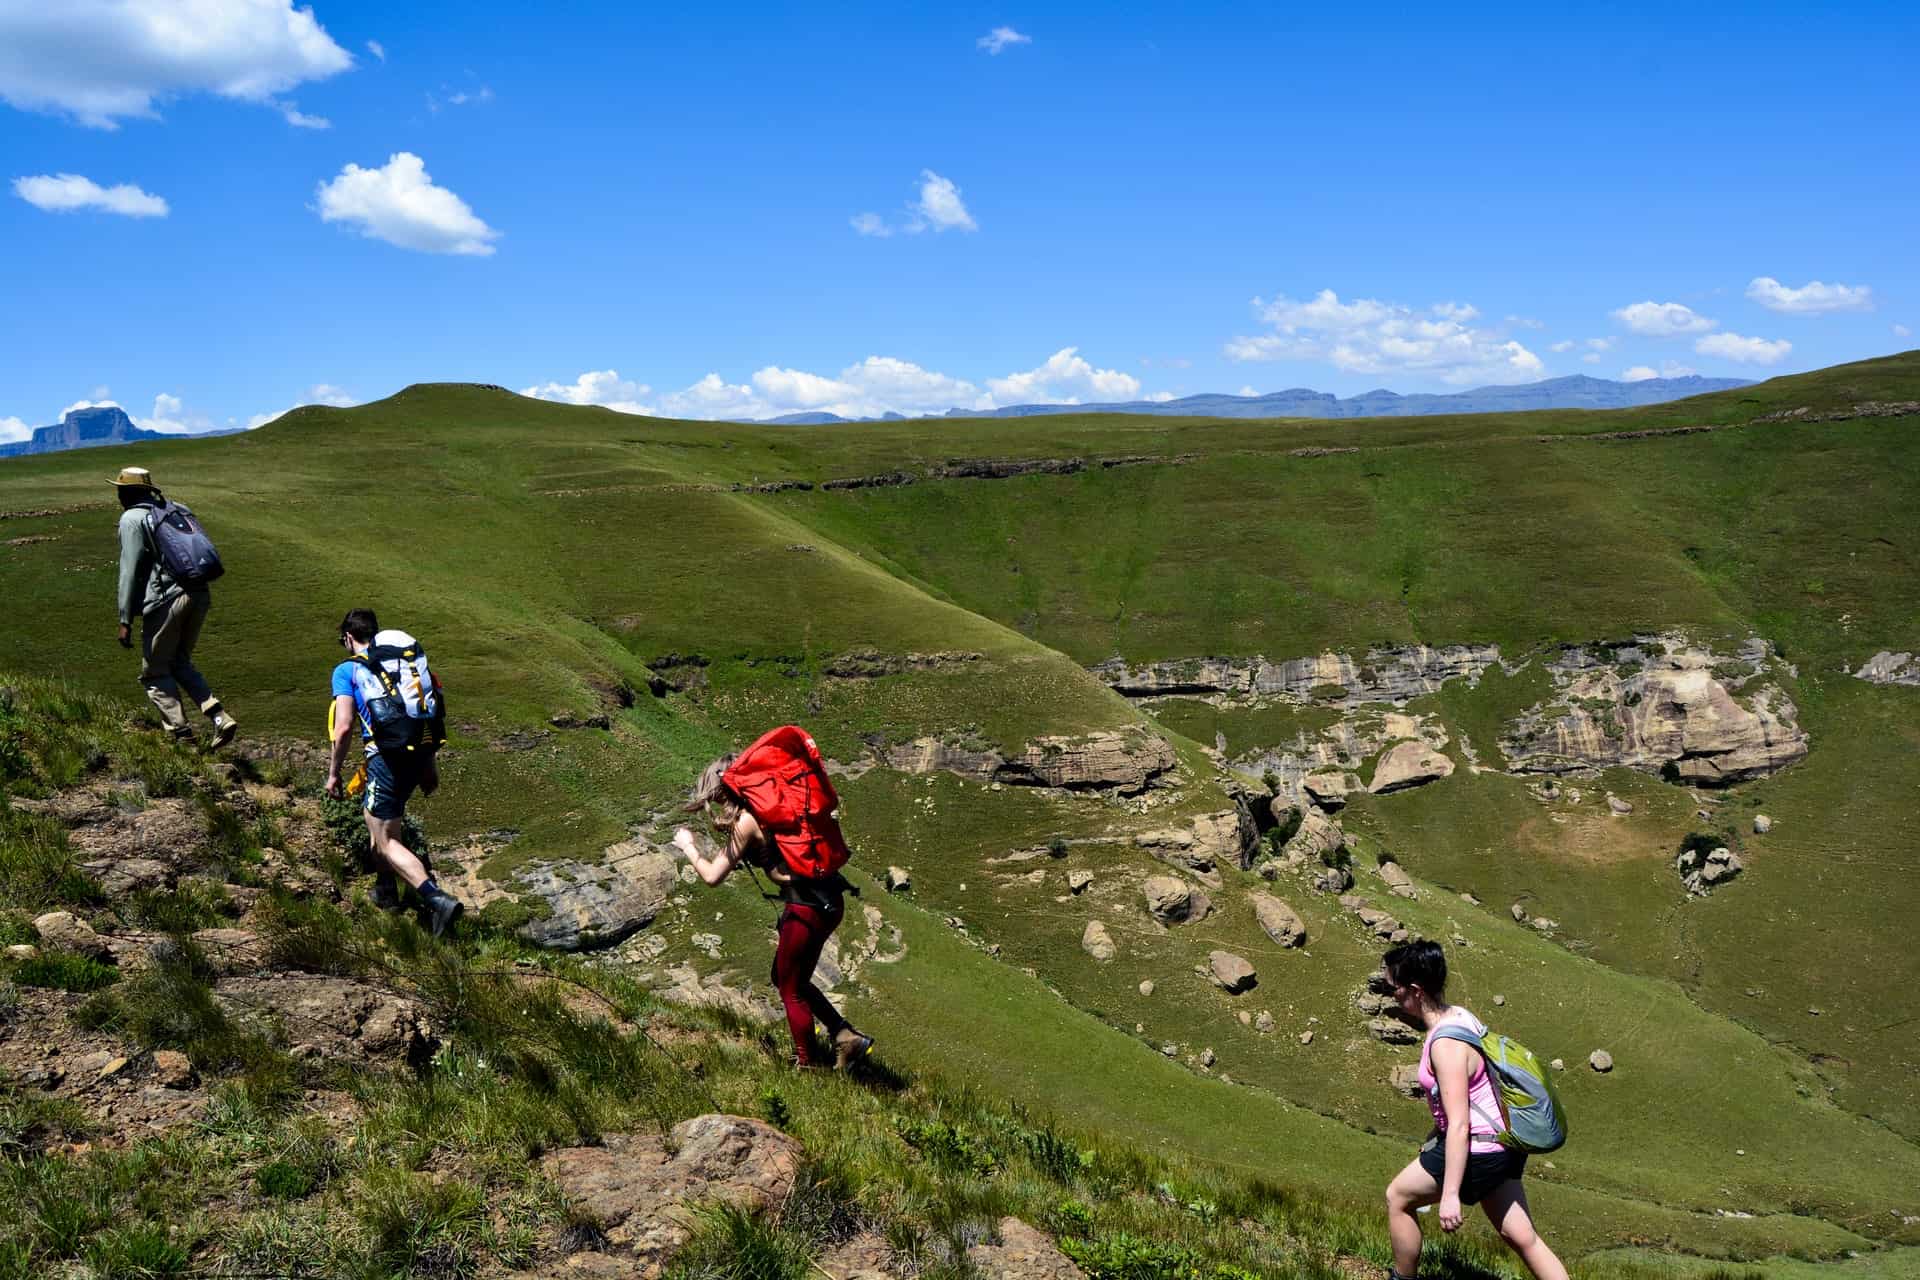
[771,901,847,1064]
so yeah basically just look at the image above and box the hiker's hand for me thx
[1438,1195,1463,1232]
[673,827,698,859]
[116,623,132,648]
[325,771,344,800]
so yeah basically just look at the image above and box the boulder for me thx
[1377,860,1417,899]
[1187,802,1261,871]
[1298,1030,1314,1045]
[1067,869,1094,894]
[1208,951,1257,994]
[885,865,912,893]
[1510,902,1529,923]
[30,911,111,960]
[1678,844,1744,895]
[1302,770,1362,812]
[1282,809,1345,865]
[1251,894,1307,948]
[1004,731,1176,794]
[1255,1010,1275,1034]
[1142,876,1211,924]
[1369,1017,1420,1045]
[1607,794,1634,816]
[1370,742,1455,794]
[151,1049,194,1089]
[543,1115,803,1274]
[1854,651,1920,687]
[1590,1050,1614,1073]
[1389,1064,1424,1098]
[1133,829,1221,885]
[1312,864,1354,894]
[1354,906,1402,939]
[964,1218,1087,1279]
[1753,814,1773,834]
[818,1233,897,1280]
[1138,979,1155,996]
[1081,921,1116,962]
[513,840,678,951]
[217,974,432,1063]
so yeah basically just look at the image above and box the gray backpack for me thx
[145,500,225,587]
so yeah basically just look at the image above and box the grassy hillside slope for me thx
[4,354,1918,1270]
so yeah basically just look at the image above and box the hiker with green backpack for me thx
[1382,940,1569,1280]
[675,725,874,1071]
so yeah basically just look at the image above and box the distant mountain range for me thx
[0,406,238,460]
[758,373,1753,425]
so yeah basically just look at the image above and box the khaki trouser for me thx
[139,590,218,733]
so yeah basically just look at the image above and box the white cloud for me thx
[277,101,328,128]
[1611,301,1716,336]
[911,169,976,232]
[427,84,493,112]
[365,39,385,61]
[1224,289,1545,385]
[1548,340,1575,353]
[1745,276,1872,315]
[1145,391,1175,402]
[13,172,167,217]
[987,347,1140,404]
[850,211,891,238]
[61,397,119,417]
[0,0,353,129]
[1694,331,1792,365]
[1581,353,1601,364]
[1586,336,1617,351]
[977,26,1031,54]
[1895,323,1912,339]
[0,415,30,444]
[519,370,653,415]
[524,348,1153,421]
[315,152,500,256]
[1621,361,1698,382]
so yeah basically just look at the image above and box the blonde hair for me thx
[685,754,741,832]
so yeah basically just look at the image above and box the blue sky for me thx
[2,1,1916,435]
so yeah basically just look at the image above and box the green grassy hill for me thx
[4,353,1919,1273]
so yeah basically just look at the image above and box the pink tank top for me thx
[1418,1009,1506,1155]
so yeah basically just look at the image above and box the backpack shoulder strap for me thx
[350,652,401,698]
[1429,1023,1512,1134]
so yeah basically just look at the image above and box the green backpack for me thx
[1430,1023,1569,1153]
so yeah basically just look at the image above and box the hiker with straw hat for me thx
[111,465,238,747]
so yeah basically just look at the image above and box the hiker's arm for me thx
[1434,1038,1472,1231]
[115,511,146,634]
[325,694,356,798]
[673,815,749,886]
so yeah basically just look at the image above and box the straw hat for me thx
[109,466,156,489]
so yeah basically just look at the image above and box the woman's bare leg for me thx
[1480,1181,1568,1280]
[1385,1157,1440,1277]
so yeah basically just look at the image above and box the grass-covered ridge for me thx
[2,354,1919,1274]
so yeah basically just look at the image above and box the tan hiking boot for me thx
[832,1026,874,1071]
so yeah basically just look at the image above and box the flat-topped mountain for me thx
[0,405,236,460]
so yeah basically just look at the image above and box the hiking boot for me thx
[369,870,401,912]
[207,709,239,749]
[832,1026,874,1071]
[167,727,196,747]
[421,886,465,939]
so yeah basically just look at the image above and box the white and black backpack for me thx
[351,630,447,756]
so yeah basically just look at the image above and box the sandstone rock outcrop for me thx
[1854,651,1920,687]
[966,1217,1087,1280]
[1677,844,1744,895]
[1143,876,1211,924]
[1282,808,1345,865]
[880,728,1176,794]
[1093,645,1500,702]
[1251,893,1307,948]
[511,841,679,952]
[543,1115,803,1274]
[1302,770,1362,810]
[1209,950,1257,993]
[1376,860,1417,898]
[1371,742,1455,794]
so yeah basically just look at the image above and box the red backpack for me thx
[721,725,851,881]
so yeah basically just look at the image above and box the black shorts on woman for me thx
[1417,1138,1527,1205]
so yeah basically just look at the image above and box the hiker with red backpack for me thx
[1382,939,1569,1280]
[675,726,874,1070]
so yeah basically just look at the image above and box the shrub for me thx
[7,950,119,993]
[84,1221,191,1279]
[664,1201,812,1280]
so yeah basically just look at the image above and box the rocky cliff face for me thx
[0,406,169,458]
[1093,644,1501,702]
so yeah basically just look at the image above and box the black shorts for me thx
[1419,1141,1527,1205]
[363,752,423,821]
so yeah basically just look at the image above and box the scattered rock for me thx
[1160,1043,1177,1057]
[1677,844,1744,896]
[151,1049,194,1089]
[96,1055,129,1080]
[1299,1030,1314,1046]
[1081,921,1116,962]
[818,1233,898,1280]
[1550,1058,1565,1071]
[1370,1017,1420,1045]
[1607,794,1634,816]
[1492,994,1506,1007]
[1138,979,1155,997]
[1142,875,1211,924]
[1251,893,1307,948]
[1208,950,1257,994]
[1312,864,1354,894]
[964,1216,1087,1280]
[1852,651,1920,687]
[543,1115,802,1274]
[1511,902,1529,923]
[1590,1050,1614,1073]
[1753,814,1773,834]
[4,943,38,961]
[1282,809,1345,865]
[1302,770,1362,811]
[218,975,432,1063]
[1198,1047,1217,1068]
[1377,860,1417,899]
[30,911,111,961]
[1389,1064,1424,1097]
[885,866,912,893]
[1067,869,1094,894]
[1370,742,1455,795]
[1237,1010,1251,1025]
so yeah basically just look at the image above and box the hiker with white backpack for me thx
[675,726,874,1070]
[1382,939,1569,1280]
[111,466,238,747]
[325,608,465,937]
